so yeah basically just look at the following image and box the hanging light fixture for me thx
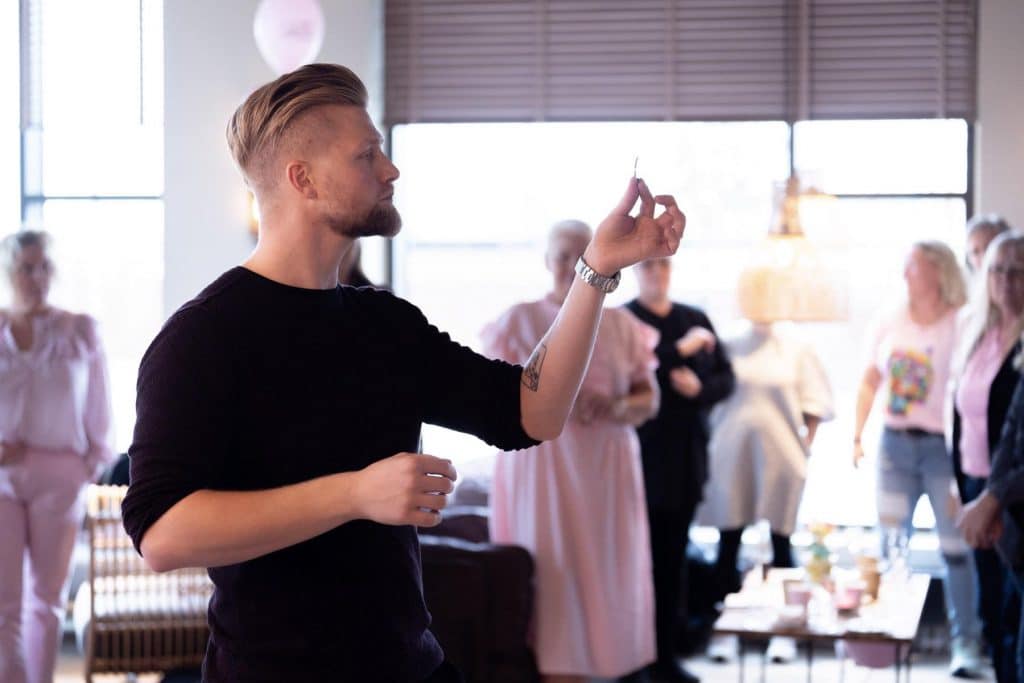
[737,174,848,323]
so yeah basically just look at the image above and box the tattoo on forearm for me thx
[522,343,547,392]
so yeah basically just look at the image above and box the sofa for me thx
[420,505,540,682]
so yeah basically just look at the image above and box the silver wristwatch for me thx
[575,256,621,293]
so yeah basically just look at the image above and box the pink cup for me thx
[783,580,813,607]
[835,582,865,611]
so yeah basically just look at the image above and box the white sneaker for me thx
[949,636,984,678]
[767,636,797,663]
[708,634,739,663]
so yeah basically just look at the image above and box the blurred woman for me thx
[700,319,833,664]
[484,220,659,683]
[966,214,1012,275]
[953,230,1024,682]
[853,240,983,678]
[0,230,114,683]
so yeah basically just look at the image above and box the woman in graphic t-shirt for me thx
[853,240,984,678]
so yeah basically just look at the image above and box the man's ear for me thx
[285,160,317,199]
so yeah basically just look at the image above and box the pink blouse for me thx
[955,327,1010,478]
[0,309,113,475]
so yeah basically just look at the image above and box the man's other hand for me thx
[354,453,457,527]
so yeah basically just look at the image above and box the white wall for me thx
[163,0,384,317]
[975,0,1024,228]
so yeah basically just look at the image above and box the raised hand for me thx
[353,452,457,528]
[583,177,685,276]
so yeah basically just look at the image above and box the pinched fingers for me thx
[638,178,656,218]
[655,195,686,238]
[611,177,641,216]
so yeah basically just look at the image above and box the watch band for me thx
[575,256,621,293]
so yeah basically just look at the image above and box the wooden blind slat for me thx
[385,0,977,124]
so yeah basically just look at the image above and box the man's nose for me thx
[380,156,400,183]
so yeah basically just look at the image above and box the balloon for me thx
[253,0,325,75]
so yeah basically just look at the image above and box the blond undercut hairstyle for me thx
[226,63,368,192]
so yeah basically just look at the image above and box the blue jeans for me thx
[876,428,982,643]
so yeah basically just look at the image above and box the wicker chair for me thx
[79,485,212,682]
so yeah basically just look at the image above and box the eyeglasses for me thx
[989,264,1024,280]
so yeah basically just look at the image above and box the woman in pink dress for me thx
[0,230,114,683]
[483,220,659,682]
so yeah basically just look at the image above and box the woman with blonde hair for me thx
[853,240,984,678]
[0,230,114,683]
[953,230,1024,682]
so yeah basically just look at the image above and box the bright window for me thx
[0,1,19,229]
[16,0,165,452]
[391,118,968,528]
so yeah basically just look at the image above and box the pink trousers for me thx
[0,448,89,683]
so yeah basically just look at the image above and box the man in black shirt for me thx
[121,63,686,682]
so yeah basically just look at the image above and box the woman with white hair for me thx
[483,220,659,683]
[853,240,983,678]
[953,230,1024,683]
[0,230,113,683]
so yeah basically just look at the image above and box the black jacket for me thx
[625,300,735,509]
[988,374,1024,569]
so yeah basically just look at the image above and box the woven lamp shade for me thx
[737,176,848,323]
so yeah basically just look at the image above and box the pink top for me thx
[955,326,1010,478]
[0,309,113,474]
[866,306,958,434]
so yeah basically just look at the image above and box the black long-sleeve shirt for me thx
[625,300,735,508]
[122,267,537,682]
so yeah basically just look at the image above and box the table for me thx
[712,569,930,682]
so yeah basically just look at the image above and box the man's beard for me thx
[330,204,402,239]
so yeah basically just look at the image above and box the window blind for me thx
[384,0,976,124]
[805,0,976,119]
